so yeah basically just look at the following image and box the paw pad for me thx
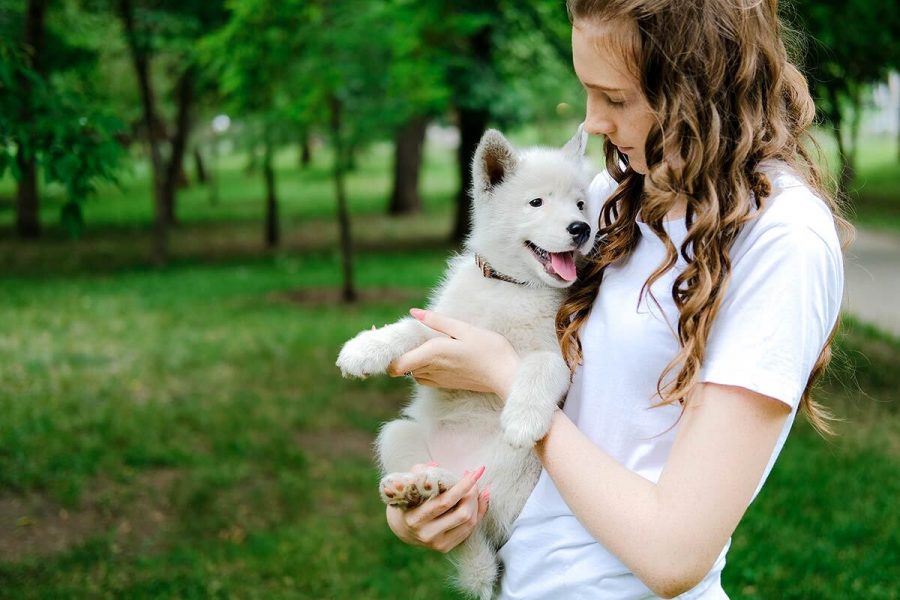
[379,468,458,509]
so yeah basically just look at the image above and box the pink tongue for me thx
[550,252,577,282]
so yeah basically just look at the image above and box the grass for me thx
[0,129,898,598]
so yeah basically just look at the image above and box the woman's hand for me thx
[388,308,520,398]
[386,464,491,553]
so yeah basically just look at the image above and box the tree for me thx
[300,0,403,301]
[379,1,452,216]
[793,0,900,195]
[416,0,576,242]
[115,0,226,264]
[11,0,47,239]
[204,0,405,299]
[388,116,428,215]
[0,0,124,239]
[201,0,308,249]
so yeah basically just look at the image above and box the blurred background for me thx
[0,0,898,598]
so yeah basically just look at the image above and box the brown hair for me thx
[559,0,853,434]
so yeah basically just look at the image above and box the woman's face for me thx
[571,18,656,175]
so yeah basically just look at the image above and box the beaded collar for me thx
[474,254,528,286]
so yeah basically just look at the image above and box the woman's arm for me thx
[538,383,790,598]
[392,309,791,598]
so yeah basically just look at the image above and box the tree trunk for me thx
[194,147,207,184]
[161,68,194,226]
[452,107,490,243]
[451,19,493,243]
[14,0,48,239]
[118,0,167,265]
[826,85,852,200]
[844,85,863,194]
[300,132,312,169]
[263,137,279,249]
[15,148,40,239]
[330,96,356,303]
[389,116,428,216]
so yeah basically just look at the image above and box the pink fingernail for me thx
[426,461,438,467]
[471,466,486,481]
[410,308,426,320]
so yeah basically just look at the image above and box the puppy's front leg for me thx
[336,317,437,379]
[501,351,570,448]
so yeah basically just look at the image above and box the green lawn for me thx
[0,132,898,598]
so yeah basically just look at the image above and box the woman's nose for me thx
[584,118,614,137]
[584,102,615,136]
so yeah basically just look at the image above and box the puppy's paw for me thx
[501,402,554,448]
[380,467,458,509]
[336,330,396,379]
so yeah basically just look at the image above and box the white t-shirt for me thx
[498,163,844,599]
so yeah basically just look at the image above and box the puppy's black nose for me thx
[568,221,591,246]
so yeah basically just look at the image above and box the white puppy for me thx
[337,126,594,599]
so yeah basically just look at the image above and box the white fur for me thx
[336,126,595,599]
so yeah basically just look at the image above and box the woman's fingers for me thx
[410,308,473,340]
[416,486,481,547]
[406,466,486,528]
[387,338,449,377]
[418,481,491,552]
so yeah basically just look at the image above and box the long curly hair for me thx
[558,0,853,434]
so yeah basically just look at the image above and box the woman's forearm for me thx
[536,411,695,597]
[535,384,790,598]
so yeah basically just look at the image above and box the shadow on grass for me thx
[0,212,458,280]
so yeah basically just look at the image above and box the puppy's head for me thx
[467,126,595,288]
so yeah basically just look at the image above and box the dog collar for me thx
[474,254,528,286]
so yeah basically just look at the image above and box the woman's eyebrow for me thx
[583,82,627,93]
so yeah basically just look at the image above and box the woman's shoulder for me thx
[735,160,842,260]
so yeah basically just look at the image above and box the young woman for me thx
[385,0,849,597]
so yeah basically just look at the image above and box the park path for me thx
[843,227,900,338]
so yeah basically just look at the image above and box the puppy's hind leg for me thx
[451,526,498,600]
[377,419,458,507]
[376,418,432,475]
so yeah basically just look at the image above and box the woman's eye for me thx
[605,96,626,108]
[529,198,543,207]
[577,201,585,210]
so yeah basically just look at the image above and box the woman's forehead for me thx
[572,18,640,89]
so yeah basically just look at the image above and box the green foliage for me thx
[790,0,900,151]
[199,0,581,158]
[792,0,900,99]
[0,2,124,235]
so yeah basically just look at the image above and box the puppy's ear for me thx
[472,129,517,194]
[562,122,588,158]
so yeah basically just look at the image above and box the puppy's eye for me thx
[529,198,543,207]
[577,201,585,211]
